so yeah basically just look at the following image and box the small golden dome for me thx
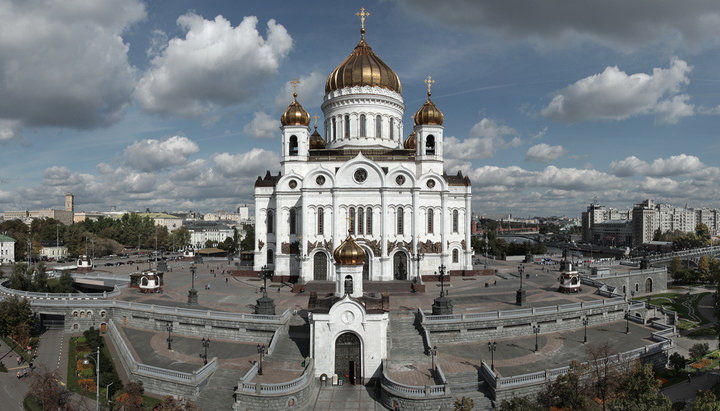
[333,235,365,266]
[309,126,326,149]
[413,92,444,126]
[281,93,310,126]
[325,37,401,94]
[403,131,416,149]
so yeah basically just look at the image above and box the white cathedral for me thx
[254,14,473,283]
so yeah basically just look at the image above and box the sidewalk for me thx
[663,371,719,405]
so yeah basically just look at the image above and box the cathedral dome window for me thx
[397,207,404,235]
[360,114,367,136]
[316,175,326,185]
[354,168,368,183]
[289,180,297,189]
[396,175,405,185]
[427,179,436,189]
[375,115,382,138]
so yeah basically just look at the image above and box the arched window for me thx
[289,209,296,235]
[267,249,274,265]
[389,118,395,140]
[366,207,373,235]
[267,210,274,234]
[332,118,337,141]
[453,210,459,233]
[452,249,459,263]
[375,115,382,138]
[344,115,350,138]
[349,207,356,234]
[289,135,298,156]
[427,208,434,234]
[397,207,404,235]
[360,114,366,136]
[426,135,436,155]
[358,207,364,234]
[635,283,639,292]
[317,207,324,236]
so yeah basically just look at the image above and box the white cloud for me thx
[609,154,704,177]
[135,14,293,118]
[0,0,144,136]
[444,118,520,160]
[399,0,720,51]
[123,136,199,172]
[213,149,280,177]
[243,112,279,139]
[525,143,566,162]
[541,58,694,124]
[469,165,623,191]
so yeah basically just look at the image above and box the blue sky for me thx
[2,0,720,217]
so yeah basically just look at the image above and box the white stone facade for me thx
[0,235,15,264]
[254,79,472,282]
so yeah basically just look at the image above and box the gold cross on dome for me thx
[289,79,300,97]
[356,8,370,34]
[311,115,320,128]
[424,75,435,95]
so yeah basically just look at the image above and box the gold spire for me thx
[355,7,370,39]
[414,76,444,126]
[311,115,320,128]
[309,114,326,149]
[280,83,310,127]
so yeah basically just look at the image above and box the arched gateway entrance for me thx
[335,332,362,384]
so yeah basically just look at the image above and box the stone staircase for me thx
[444,371,494,410]
[302,280,414,295]
[269,314,309,361]
[196,368,243,411]
[388,313,427,361]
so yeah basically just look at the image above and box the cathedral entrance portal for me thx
[335,332,362,385]
[393,252,408,280]
[314,252,328,281]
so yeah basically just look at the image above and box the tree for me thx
[587,343,620,410]
[9,263,32,291]
[169,227,191,251]
[610,362,671,411]
[28,368,70,410]
[114,381,144,410]
[498,396,537,411]
[696,223,712,244]
[537,361,591,410]
[690,343,710,360]
[669,257,686,282]
[155,396,201,411]
[693,390,720,411]
[239,223,254,252]
[0,295,33,338]
[55,271,75,293]
[669,352,686,374]
[453,397,474,411]
[699,256,712,282]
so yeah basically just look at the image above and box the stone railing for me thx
[628,246,720,263]
[27,298,291,324]
[238,358,314,395]
[585,267,666,280]
[107,319,217,395]
[416,308,433,354]
[0,280,121,300]
[380,360,449,398]
[422,297,627,323]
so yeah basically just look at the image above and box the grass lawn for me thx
[640,292,711,325]
[0,335,34,363]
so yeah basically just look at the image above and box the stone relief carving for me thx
[307,239,334,254]
[387,240,413,254]
[281,241,300,254]
[461,239,466,250]
[418,240,442,254]
[258,240,264,251]
[356,238,381,256]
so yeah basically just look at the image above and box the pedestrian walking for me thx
[225,278,228,283]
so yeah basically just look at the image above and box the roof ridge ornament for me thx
[424,75,435,99]
[355,7,370,40]
[290,79,300,100]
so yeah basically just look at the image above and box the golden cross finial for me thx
[355,7,370,38]
[424,75,435,96]
[311,115,320,128]
[289,79,300,98]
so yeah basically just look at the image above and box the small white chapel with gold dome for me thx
[254,8,473,285]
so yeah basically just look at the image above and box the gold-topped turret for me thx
[325,8,401,94]
[413,76,444,126]
[403,131,416,149]
[280,82,310,127]
[333,234,365,266]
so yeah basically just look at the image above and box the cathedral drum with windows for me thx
[254,18,473,283]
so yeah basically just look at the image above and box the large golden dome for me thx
[414,92,444,126]
[333,235,365,266]
[325,35,401,94]
[280,93,310,126]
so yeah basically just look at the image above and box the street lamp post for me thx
[516,264,526,305]
[83,347,100,411]
[438,265,447,297]
[533,325,541,352]
[582,318,589,344]
[625,310,630,334]
[201,338,210,365]
[432,265,454,315]
[166,323,173,350]
[429,345,438,376]
[487,341,497,371]
[106,382,114,406]
[255,265,276,315]
[257,344,267,375]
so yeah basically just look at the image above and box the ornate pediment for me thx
[418,240,441,254]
